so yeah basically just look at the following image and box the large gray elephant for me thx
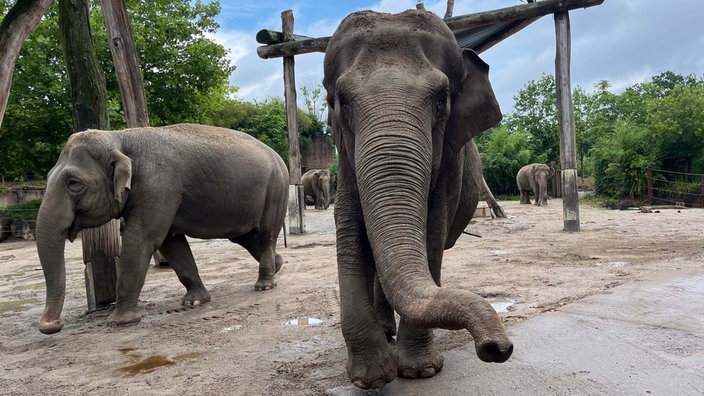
[323,10,513,389]
[517,163,555,206]
[301,168,332,209]
[36,124,289,334]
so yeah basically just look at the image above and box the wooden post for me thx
[647,169,654,204]
[282,10,305,234]
[100,0,149,127]
[554,11,579,232]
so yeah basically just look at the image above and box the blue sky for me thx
[208,0,704,114]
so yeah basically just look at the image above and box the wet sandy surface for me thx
[1,199,703,394]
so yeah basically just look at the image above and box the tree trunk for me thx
[0,0,52,128]
[58,0,119,310]
[100,0,165,266]
[100,0,149,127]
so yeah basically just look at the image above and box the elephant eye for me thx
[433,91,448,120]
[67,178,85,194]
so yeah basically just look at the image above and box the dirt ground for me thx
[1,198,703,395]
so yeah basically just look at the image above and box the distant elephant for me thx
[301,168,332,209]
[36,124,289,334]
[517,163,555,206]
[323,10,513,389]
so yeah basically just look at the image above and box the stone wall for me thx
[302,136,334,171]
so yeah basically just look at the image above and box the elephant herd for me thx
[31,9,553,391]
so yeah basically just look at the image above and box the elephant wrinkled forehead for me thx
[324,9,461,79]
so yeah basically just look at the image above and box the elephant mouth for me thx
[68,221,80,242]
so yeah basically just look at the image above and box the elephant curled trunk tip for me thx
[475,336,514,363]
[39,317,64,335]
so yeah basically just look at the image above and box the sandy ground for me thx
[1,199,703,395]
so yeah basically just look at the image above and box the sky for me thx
[208,0,704,114]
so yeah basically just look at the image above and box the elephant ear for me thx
[445,49,502,153]
[110,149,132,210]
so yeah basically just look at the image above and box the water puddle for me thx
[0,298,40,314]
[285,317,323,326]
[220,324,245,334]
[596,261,628,268]
[492,249,511,255]
[488,298,515,313]
[116,349,203,376]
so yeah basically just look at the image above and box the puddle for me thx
[596,261,628,268]
[220,324,245,334]
[116,349,203,376]
[0,298,40,314]
[285,317,323,326]
[488,298,515,313]
[492,250,511,255]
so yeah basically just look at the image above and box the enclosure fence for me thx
[646,169,704,207]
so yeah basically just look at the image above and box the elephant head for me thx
[312,169,332,209]
[324,10,510,387]
[36,131,131,334]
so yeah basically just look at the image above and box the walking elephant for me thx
[36,124,289,334]
[323,10,513,389]
[301,168,332,209]
[517,163,555,206]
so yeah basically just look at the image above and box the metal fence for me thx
[646,169,704,207]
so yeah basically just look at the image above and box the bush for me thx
[0,200,42,223]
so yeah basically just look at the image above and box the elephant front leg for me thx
[337,214,397,389]
[160,234,211,305]
[107,234,154,326]
[396,319,444,378]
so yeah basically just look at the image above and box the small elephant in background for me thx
[36,124,289,334]
[517,163,555,206]
[301,168,332,209]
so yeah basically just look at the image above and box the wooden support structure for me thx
[256,0,605,231]
[256,0,604,59]
[282,10,305,234]
[554,11,580,232]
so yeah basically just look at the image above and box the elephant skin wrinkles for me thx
[324,9,513,390]
[35,123,289,334]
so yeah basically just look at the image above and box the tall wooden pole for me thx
[282,10,305,234]
[554,11,580,231]
[100,0,149,127]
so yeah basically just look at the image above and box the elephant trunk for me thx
[35,191,73,334]
[322,179,331,209]
[356,121,512,363]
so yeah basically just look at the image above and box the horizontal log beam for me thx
[256,29,313,45]
[256,0,604,59]
[444,0,604,30]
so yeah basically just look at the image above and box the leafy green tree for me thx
[90,0,234,127]
[590,121,659,198]
[504,73,559,161]
[477,125,532,195]
[0,0,234,180]
[647,84,704,173]
[0,4,71,180]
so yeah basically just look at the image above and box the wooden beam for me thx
[554,11,580,232]
[256,0,604,59]
[474,17,540,54]
[256,29,312,45]
[444,0,604,31]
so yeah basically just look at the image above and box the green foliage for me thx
[210,93,330,167]
[0,5,71,180]
[0,200,41,223]
[503,73,559,161]
[90,0,235,127]
[590,121,659,198]
[476,126,532,195]
[0,1,234,180]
